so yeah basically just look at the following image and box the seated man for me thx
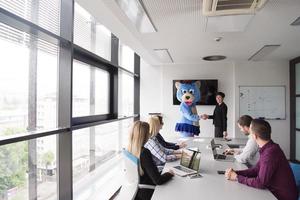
[225,119,298,200]
[224,115,259,167]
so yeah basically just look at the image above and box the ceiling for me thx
[102,0,300,64]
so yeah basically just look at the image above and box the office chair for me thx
[290,162,300,199]
[117,149,155,200]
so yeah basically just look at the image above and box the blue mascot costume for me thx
[175,81,201,137]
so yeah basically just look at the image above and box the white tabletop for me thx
[151,137,276,200]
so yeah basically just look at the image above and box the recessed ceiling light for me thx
[203,55,226,61]
[214,37,222,42]
[291,16,300,26]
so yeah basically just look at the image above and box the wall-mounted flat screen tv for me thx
[173,80,218,105]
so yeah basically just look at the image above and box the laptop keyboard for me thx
[174,166,195,173]
[217,154,226,159]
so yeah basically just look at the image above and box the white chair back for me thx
[117,150,139,200]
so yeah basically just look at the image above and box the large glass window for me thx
[296,63,300,94]
[297,131,300,161]
[0,135,57,200]
[0,0,61,35]
[0,23,58,137]
[0,1,140,199]
[73,60,109,117]
[74,3,111,61]
[119,43,134,72]
[296,97,300,129]
[118,71,134,117]
[72,119,133,200]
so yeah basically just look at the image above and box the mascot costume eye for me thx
[175,81,201,137]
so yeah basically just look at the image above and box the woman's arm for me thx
[140,149,174,185]
[156,133,179,150]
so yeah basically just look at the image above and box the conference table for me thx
[151,137,276,200]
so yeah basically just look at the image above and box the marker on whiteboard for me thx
[258,117,265,120]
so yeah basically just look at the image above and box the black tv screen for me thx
[173,80,218,105]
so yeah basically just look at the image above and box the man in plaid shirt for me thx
[145,136,182,170]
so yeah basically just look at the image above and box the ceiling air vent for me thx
[203,0,268,16]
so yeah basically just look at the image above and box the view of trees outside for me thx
[0,129,28,200]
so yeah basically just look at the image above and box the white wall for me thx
[140,59,163,121]
[140,61,291,158]
[234,61,290,157]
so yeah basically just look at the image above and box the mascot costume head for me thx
[175,81,201,137]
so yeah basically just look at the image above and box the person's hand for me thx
[174,149,183,154]
[225,168,233,179]
[225,168,237,181]
[168,169,175,175]
[201,114,208,120]
[178,141,187,148]
[175,153,182,159]
[228,171,237,181]
[223,131,228,138]
[224,149,235,155]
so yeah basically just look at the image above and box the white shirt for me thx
[234,135,259,166]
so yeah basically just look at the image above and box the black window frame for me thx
[290,56,300,162]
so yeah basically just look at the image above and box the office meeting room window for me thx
[119,43,134,72]
[74,2,111,61]
[72,120,133,200]
[72,60,110,117]
[296,63,300,161]
[118,70,134,117]
[72,1,140,199]
[0,0,62,199]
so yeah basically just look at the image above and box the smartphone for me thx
[217,170,225,175]
[190,174,202,179]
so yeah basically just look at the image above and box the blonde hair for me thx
[127,121,150,175]
[149,116,161,137]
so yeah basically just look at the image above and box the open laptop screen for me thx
[180,149,201,171]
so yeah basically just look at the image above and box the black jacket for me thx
[135,148,173,200]
[209,103,228,131]
[156,133,180,150]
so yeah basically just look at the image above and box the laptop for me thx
[210,139,222,149]
[212,146,235,162]
[172,149,201,177]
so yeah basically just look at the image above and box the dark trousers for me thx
[135,188,154,200]
[214,127,223,138]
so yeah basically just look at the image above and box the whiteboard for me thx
[239,86,286,120]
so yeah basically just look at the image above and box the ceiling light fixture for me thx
[248,45,281,61]
[153,49,174,63]
[203,55,226,61]
[115,0,157,33]
[291,16,300,26]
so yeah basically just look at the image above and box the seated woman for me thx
[154,115,187,150]
[127,121,174,200]
[144,116,182,169]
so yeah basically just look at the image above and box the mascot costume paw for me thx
[175,81,201,137]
